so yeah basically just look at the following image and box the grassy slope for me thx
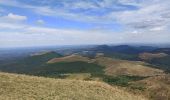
[147,56,170,72]
[105,52,139,60]
[0,53,168,100]
[139,53,168,60]
[130,74,170,100]
[138,53,170,72]
[46,55,164,77]
[0,51,62,74]
[95,57,164,76]
[34,61,104,78]
[47,54,92,63]
[0,72,147,100]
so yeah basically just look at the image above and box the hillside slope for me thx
[138,52,170,72]
[139,52,168,60]
[46,55,164,77]
[131,74,170,100]
[0,72,147,100]
[47,54,91,63]
[0,51,62,73]
[95,57,164,76]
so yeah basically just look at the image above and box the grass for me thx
[0,53,169,100]
[0,51,62,74]
[129,84,146,91]
[34,61,104,78]
[47,54,91,63]
[0,53,164,77]
[0,54,168,100]
[147,56,170,73]
[131,74,170,100]
[0,72,147,100]
[33,61,148,90]
[21,51,62,66]
[105,53,139,60]
[95,57,164,77]
[103,75,146,87]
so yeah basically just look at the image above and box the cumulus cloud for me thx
[0,13,27,23]
[7,13,27,21]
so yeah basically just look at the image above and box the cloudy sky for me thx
[0,0,170,47]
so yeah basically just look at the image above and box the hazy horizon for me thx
[1,43,170,49]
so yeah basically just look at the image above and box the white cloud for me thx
[0,13,27,23]
[150,26,166,31]
[110,0,170,31]
[6,13,27,21]
[36,19,45,25]
[132,30,138,34]
[0,22,26,29]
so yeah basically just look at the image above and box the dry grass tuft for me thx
[133,74,170,100]
[0,72,147,100]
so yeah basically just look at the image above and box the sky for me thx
[0,0,170,48]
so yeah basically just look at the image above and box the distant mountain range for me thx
[88,45,156,54]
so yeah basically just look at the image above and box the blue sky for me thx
[0,0,170,47]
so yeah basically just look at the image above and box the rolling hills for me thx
[0,45,170,100]
[0,51,62,74]
[46,54,164,77]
